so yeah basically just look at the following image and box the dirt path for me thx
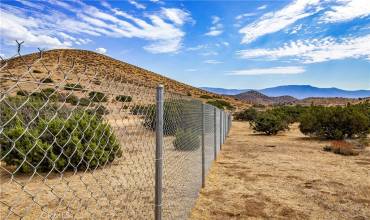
[191,121,370,220]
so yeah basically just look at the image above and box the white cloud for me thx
[160,8,192,25]
[257,5,267,10]
[322,0,370,23]
[235,13,256,20]
[237,35,370,63]
[228,66,306,75]
[0,2,192,54]
[204,60,223,64]
[128,0,146,9]
[0,9,70,48]
[185,68,197,72]
[239,0,320,44]
[96,47,107,54]
[200,51,218,56]
[205,16,223,36]
[186,44,207,51]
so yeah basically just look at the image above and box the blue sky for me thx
[1,0,369,90]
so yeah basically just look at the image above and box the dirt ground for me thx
[191,121,370,220]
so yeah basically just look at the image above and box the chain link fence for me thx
[0,47,231,219]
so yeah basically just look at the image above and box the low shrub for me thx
[33,69,42,73]
[299,104,370,139]
[94,105,110,116]
[130,104,155,115]
[16,90,28,96]
[323,141,359,156]
[234,108,257,121]
[89,91,107,102]
[0,98,121,173]
[79,97,91,106]
[250,111,289,135]
[40,78,54,83]
[115,95,132,102]
[200,94,213,99]
[65,94,79,105]
[207,99,234,110]
[64,83,84,91]
[173,129,200,151]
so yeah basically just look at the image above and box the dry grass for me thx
[191,122,370,220]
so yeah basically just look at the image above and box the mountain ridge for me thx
[201,85,370,99]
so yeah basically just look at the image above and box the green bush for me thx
[250,111,289,135]
[173,129,200,151]
[130,104,154,115]
[79,97,91,106]
[40,78,54,83]
[234,108,257,121]
[115,95,132,102]
[207,99,234,110]
[200,94,213,99]
[89,91,107,102]
[299,105,370,139]
[64,83,84,91]
[16,90,29,96]
[0,98,121,173]
[65,94,79,105]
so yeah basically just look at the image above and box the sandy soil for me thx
[191,121,370,220]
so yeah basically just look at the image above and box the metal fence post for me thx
[213,107,217,160]
[220,111,223,149]
[201,103,205,188]
[155,85,164,220]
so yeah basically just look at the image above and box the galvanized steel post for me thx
[201,103,206,188]
[155,85,164,220]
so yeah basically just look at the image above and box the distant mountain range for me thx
[201,85,370,99]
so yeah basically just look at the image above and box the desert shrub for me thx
[0,110,121,173]
[115,95,132,102]
[252,103,266,108]
[40,77,54,83]
[207,99,234,110]
[299,105,370,139]
[32,69,42,73]
[234,108,257,121]
[323,141,358,156]
[79,97,91,106]
[65,94,79,105]
[173,129,200,151]
[64,83,84,91]
[200,94,213,99]
[250,111,289,135]
[16,90,29,96]
[270,105,306,124]
[89,91,107,102]
[94,105,110,116]
[130,104,154,115]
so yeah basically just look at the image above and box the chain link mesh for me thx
[0,48,231,219]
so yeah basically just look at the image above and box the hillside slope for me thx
[1,49,247,109]
[234,90,297,105]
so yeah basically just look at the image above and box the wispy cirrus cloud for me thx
[128,0,146,9]
[0,1,192,54]
[321,0,370,23]
[205,16,223,36]
[228,66,305,76]
[237,35,370,63]
[239,0,321,44]
[204,60,223,64]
